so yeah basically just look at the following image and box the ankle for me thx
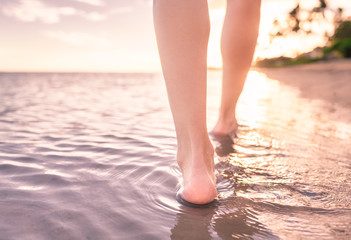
[176,137,214,169]
[218,113,237,125]
[212,117,238,135]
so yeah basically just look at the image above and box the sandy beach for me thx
[256,59,351,109]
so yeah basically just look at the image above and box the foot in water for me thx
[211,118,238,137]
[177,140,217,205]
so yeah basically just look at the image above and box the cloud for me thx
[71,0,105,6]
[46,31,111,48]
[1,0,105,24]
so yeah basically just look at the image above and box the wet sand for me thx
[255,59,351,109]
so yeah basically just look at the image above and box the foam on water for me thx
[0,71,350,239]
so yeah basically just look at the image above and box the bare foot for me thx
[211,117,238,136]
[177,142,217,204]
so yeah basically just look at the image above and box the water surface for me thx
[0,71,350,239]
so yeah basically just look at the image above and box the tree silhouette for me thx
[270,0,344,42]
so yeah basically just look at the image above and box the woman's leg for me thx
[153,0,217,204]
[212,0,261,135]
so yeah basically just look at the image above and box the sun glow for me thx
[207,0,300,68]
[1,0,350,72]
[207,0,351,69]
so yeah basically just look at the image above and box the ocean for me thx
[0,71,350,239]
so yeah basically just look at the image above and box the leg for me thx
[212,0,261,135]
[153,0,217,204]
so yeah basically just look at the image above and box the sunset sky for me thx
[0,0,350,72]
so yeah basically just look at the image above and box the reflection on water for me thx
[172,198,278,240]
[0,71,350,239]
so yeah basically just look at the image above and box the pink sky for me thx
[0,0,350,72]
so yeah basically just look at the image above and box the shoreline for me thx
[254,59,351,109]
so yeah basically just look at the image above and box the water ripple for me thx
[0,72,350,239]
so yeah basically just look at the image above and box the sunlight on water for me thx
[207,69,351,238]
[17,186,44,191]
[2,160,45,170]
[238,71,278,128]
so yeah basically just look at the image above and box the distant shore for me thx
[254,59,351,109]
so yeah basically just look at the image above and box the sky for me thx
[0,0,350,72]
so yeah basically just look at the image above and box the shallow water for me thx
[0,71,350,239]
